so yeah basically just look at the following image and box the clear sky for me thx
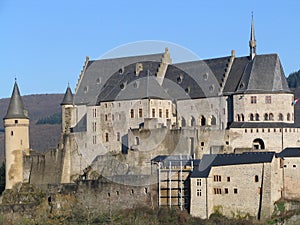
[1,0,300,98]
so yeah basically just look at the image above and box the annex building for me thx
[3,17,300,220]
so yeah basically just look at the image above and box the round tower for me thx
[4,82,29,189]
[61,85,74,134]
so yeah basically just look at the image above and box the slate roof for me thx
[96,61,171,103]
[4,82,28,119]
[74,52,291,105]
[233,54,291,94]
[74,53,164,105]
[276,148,300,158]
[229,122,297,128]
[190,151,275,178]
[61,86,74,105]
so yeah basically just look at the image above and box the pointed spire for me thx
[61,85,74,105]
[249,12,257,60]
[4,81,28,119]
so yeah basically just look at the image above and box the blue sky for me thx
[1,0,300,98]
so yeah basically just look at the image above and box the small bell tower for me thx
[249,13,257,60]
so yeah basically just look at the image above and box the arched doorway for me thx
[252,138,265,150]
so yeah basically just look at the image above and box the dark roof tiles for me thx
[4,82,28,119]
[191,151,275,178]
[61,86,74,105]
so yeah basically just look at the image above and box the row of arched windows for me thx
[181,115,217,127]
[237,113,292,122]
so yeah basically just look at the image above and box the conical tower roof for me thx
[4,82,28,119]
[61,86,73,105]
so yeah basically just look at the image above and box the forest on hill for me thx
[287,70,300,88]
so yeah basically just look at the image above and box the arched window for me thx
[287,113,291,121]
[269,113,274,121]
[255,113,259,121]
[249,113,254,121]
[253,138,265,150]
[200,115,206,126]
[278,113,283,121]
[181,117,186,127]
[190,116,196,126]
[237,114,241,122]
[135,137,140,145]
[241,114,245,122]
[264,113,269,121]
[211,115,217,125]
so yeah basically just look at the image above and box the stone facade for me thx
[190,152,283,219]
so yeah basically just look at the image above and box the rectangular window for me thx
[213,175,221,182]
[234,188,238,194]
[93,135,97,144]
[117,132,120,142]
[130,109,134,118]
[213,188,222,195]
[93,108,97,118]
[196,189,201,197]
[92,122,97,132]
[105,114,108,121]
[139,108,143,118]
[224,188,228,194]
[152,108,155,117]
[166,109,169,118]
[105,133,109,142]
[265,96,272,104]
[196,179,201,186]
[250,96,257,104]
[227,177,230,182]
[159,109,162,118]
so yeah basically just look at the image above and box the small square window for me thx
[293,165,297,168]
[265,96,272,104]
[227,177,230,182]
[250,96,257,104]
[234,188,238,194]
[224,188,228,194]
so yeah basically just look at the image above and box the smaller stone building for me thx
[277,148,300,200]
[190,152,283,219]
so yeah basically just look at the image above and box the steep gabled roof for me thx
[74,53,164,105]
[233,54,291,94]
[4,82,28,119]
[191,151,275,178]
[74,51,291,105]
[96,61,171,103]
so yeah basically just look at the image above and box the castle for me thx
[3,17,300,220]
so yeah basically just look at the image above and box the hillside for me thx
[0,94,64,162]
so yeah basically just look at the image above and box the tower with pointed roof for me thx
[249,13,257,60]
[61,85,74,134]
[4,82,30,189]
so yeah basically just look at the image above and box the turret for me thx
[61,85,74,134]
[4,81,30,189]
